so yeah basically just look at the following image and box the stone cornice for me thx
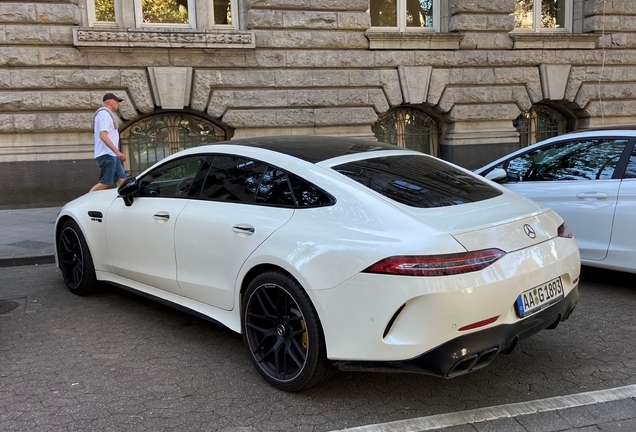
[366,32,464,50]
[510,33,600,50]
[72,27,255,49]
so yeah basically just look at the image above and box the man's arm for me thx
[99,130,126,162]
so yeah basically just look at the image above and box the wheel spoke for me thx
[72,265,81,286]
[246,311,276,324]
[259,339,281,364]
[286,340,305,369]
[246,321,275,338]
[60,235,72,253]
[255,289,278,319]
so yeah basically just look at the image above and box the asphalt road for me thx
[1,264,635,431]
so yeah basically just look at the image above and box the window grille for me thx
[372,108,439,156]
[514,106,568,148]
[120,113,227,176]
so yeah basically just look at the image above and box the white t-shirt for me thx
[94,109,120,158]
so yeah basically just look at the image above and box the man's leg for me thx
[90,155,116,192]
[90,183,110,192]
[114,157,127,187]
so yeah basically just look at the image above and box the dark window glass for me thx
[138,156,206,197]
[624,150,636,179]
[289,175,334,207]
[255,168,295,206]
[506,139,628,182]
[200,156,267,202]
[333,155,502,208]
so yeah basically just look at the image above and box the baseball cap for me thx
[103,92,124,102]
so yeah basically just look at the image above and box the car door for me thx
[498,137,630,261]
[175,155,295,310]
[607,144,636,270]
[105,155,208,295]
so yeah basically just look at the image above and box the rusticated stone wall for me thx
[1,0,636,208]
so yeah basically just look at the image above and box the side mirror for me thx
[485,168,508,183]
[117,177,139,207]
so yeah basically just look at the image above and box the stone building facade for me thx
[1,0,635,208]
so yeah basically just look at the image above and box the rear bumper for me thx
[333,285,578,378]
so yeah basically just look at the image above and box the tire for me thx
[241,271,336,391]
[57,219,99,295]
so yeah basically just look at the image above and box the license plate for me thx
[515,277,564,318]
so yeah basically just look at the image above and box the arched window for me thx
[120,112,227,175]
[514,106,568,148]
[372,108,439,156]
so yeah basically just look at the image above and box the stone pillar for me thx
[449,0,515,49]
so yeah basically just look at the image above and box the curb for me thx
[0,255,56,268]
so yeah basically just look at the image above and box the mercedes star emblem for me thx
[523,224,536,239]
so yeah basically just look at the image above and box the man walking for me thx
[90,92,127,192]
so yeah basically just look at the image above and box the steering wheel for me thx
[176,177,194,197]
[595,155,620,180]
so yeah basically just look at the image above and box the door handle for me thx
[153,212,170,222]
[576,192,609,200]
[232,225,255,235]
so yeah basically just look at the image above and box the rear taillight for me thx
[558,222,573,238]
[362,248,506,277]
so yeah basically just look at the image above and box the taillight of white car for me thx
[558,222,573,238]
[362,248,506,277]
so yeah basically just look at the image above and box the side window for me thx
[254,166,334,207]
[369,0,440,32]
[512,0,572,32]
[289,175,334,207]
[624,149,636,179]
[506,139,629,182]
[88,0,238,29]
[201,156,267,202]
[255,168,295,206]
[138,156,206,197]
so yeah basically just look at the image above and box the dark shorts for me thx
[96,154,126,185]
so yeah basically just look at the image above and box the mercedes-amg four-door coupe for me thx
[55,136,580,391]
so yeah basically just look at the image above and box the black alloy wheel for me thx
[242,271,335,391]
[57,220,98,295]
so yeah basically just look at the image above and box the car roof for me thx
[209,135,406,164]
[544,128,636,140]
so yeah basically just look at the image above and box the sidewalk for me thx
[0,207,60,267]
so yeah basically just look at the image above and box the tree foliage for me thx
[95,0,115,22]
[514,0,564,29]
[93,0,189,24]
[142,0,189,24]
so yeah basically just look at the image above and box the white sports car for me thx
[55,136,580,391]
[475,129,636,274]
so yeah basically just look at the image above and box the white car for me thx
[475,129,636,274]
[55,136,580,391]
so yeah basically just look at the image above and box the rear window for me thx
[333,155,502,208]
